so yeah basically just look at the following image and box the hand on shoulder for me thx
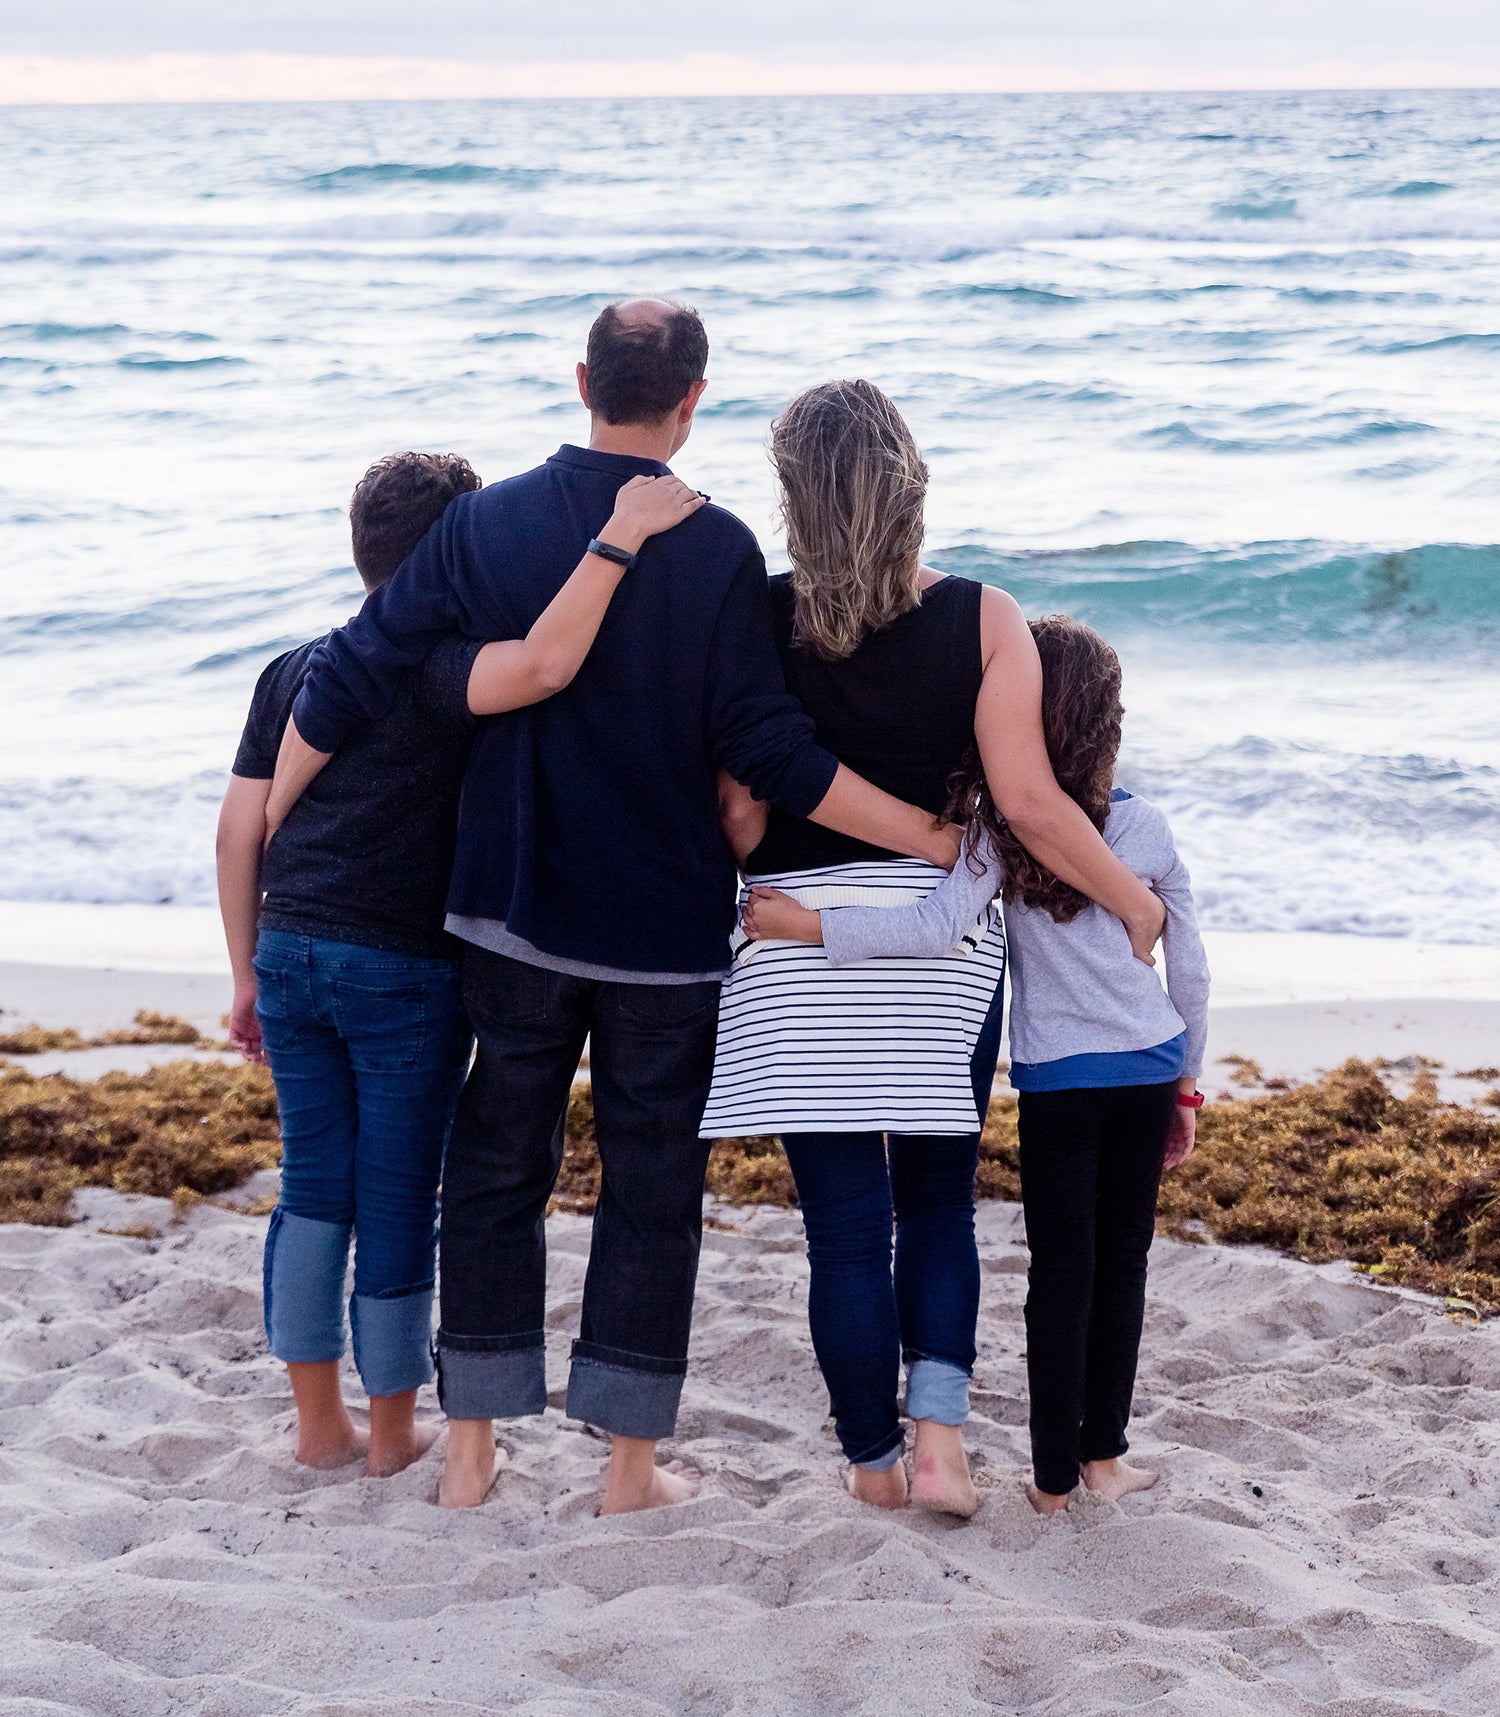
[605,475,706,551]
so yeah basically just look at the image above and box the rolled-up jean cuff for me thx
[906,1357,971,1427]
[435,1332,547,1420]
[264,1209,350,1364]
[855,1438,906,1473]
[350,1289,435,1398]
[566,1347,686,1441]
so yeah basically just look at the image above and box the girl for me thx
[744,615,1208,1513]
[702,382,1167,1518]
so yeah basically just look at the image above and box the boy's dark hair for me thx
[584,301,709,426]
[947,615,1124,925]
[350,451,482,589]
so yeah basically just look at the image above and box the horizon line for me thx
[4,50,1500,106]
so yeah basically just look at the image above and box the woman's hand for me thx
[1125,893,1167,967]
[742,886,824,945]
[600,474,706,553]
[228,979,266,1065]
[1163,1087,1198,1170]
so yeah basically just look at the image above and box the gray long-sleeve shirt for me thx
[819,791,1211,1077]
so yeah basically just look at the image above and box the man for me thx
[281,299,956,1513]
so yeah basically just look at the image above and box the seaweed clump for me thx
[1157,1060,1500,1313]
[0,1059,281,1226]
[7,1052,1499,1318]
[0,1010,208,1056]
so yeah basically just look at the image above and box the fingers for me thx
[617,475,707,515]
[658,476,705,513]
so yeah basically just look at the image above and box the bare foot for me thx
[367,1418,440,1479]
[1027,1483,1073,1516]
[1082,1457,1158,1503]
[287,1361,368,1468]
[297,1423,368,1469]
[438,1418,504,1509]
[909,1420,980,1519]
[366,1388,441,1478]
[846,1461,909,1511]
[600,1456,701,1515]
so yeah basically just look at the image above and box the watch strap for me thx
[587,537,639,571]
[1177,1090,1205,1109]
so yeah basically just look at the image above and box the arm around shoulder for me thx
[467,474,706,715]
[975,589,1164,960]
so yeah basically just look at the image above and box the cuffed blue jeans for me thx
[781,972,1006,1469]
[436,946,720,1440]
[254,931,472,1398]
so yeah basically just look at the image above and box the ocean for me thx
[1,90,1496,945]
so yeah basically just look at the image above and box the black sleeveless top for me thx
[748,573,985,873]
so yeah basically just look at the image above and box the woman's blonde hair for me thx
[771,379,928,660]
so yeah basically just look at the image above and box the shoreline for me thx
[3,902,1499,1093]
[4,897,1499,999]
[4,972,1499,1106]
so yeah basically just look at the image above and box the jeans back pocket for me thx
[251,964,293,1026]
[330,979,428,1071]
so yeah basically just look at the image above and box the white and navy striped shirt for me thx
[700,859,1006,1138]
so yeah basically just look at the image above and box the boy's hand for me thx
[742,886,824,946]
[601,475,706,552]
[1163,1099,1197,1170]
[718,769,768,868]
[228,980,267,1065]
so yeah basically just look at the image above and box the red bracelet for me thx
[1177,1090,1204,1109]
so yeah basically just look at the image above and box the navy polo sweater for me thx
[292,445,839,976]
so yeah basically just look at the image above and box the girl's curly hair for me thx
[948,614,1124,924]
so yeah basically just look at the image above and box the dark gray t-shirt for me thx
[233,632,483,960]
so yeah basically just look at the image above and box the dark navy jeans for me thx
[781,973,1006,1468]
[254,931,472,1398]
[436,945,720,1440]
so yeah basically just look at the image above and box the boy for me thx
[217,453,703,1477]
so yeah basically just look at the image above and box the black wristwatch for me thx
[587,537,639,571]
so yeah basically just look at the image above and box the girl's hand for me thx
[742,886,824,945]
[601,475,706,553]
[1163,1100,1197,1170]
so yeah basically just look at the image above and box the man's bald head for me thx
[584,298,709,426]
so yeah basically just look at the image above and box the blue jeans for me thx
[254,931,472,1398]
[781,974,1005,1468]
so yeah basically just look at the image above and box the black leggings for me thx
[1018,1081,1176,1497]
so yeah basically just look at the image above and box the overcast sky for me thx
[3,1,1499,99]
[3,1,1497,57]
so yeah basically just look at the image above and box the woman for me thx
[701,381,1164,1515]
[741,616,1211,1514]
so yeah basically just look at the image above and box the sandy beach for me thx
[2,1187,1499,1714]
[1,907,1497,1712]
